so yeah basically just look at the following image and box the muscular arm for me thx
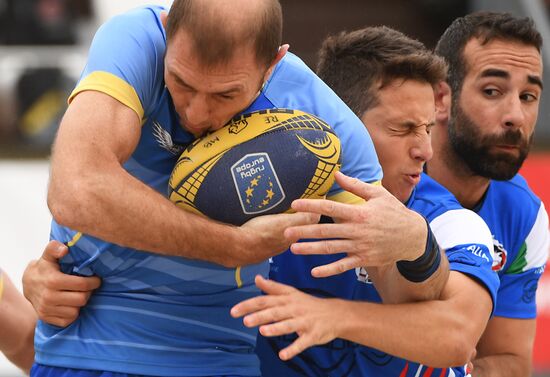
[232,271,491,367]
[48,91,308,267]
[472,317,535,377]
[0,271,36,374]
[339,271,491,366]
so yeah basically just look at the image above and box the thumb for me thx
[41,240,69,263]
[335,172,383,201]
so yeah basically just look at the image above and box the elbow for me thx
[48,179,90,229]
[432,324,478,367]
[48,186,74,227]
[446,337,476,367]
[426,336,475,368]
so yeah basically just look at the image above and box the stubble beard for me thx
[447,98,533,181]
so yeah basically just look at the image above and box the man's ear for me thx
[160,11,168,29]
[435,81,452,125]
[262,44,289,83]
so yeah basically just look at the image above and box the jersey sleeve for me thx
[430,208,500,314]
[494,202,549,318]
[68,6,166,120]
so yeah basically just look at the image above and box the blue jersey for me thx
[35,6,382,377]
[259,173,499,377]
[476,175,549,319]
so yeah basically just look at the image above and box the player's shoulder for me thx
[107,5,166,26]
[262,52,355,121]
[488,174,542,209]
[267,52,315,85]
[96,5,166,45]
[484,174,544,231]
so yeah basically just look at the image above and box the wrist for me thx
[408,210,429,261]
[218,223,245,267]
[396,217,441,282]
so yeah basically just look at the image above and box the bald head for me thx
[166,0,282,68]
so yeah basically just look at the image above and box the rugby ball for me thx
[168,108,341,225]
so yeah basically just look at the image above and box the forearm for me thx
[335,299,475,367]
[472,354,531,377]
[473,317,535,377]
[4,346,34,375]
[49,164,253,266]
[0,273,36,373]
[336,273,491,367]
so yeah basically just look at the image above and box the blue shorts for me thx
[31,364,255,377]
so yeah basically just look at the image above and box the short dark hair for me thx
[317,26,447,117]
[166,0,282,67]
[435,11,543,96]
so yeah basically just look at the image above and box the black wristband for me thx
[396,218,441,283]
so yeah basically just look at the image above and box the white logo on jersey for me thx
[355,267,373,284]
[153,121,185,155]
[467,245,490,262]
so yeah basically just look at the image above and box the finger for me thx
[291,198,353,220]
[51,274,101,292]
[231,294,280,318]
[231,277,295,318]
[45,290,93,308]
[272,211,321,229]
[255,275,296,295]
[290,238,355,256]
[41,240,69,263]
[41,315,79,328]
[285,223,351,243]
[243,304,293,328]
[335,172,385,201]
[310,255,364,278]
[259,318,299,338]
[279,334,315,361]
[38,305,80,321]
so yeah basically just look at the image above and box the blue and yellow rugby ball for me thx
[168,108,341,225]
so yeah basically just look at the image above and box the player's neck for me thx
[427,138,490,211]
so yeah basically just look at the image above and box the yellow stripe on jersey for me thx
[0,271,4,302]
[68,71,144,121]
[67,232,83,247]
[327,180,382,204]
[235,267,243,288]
